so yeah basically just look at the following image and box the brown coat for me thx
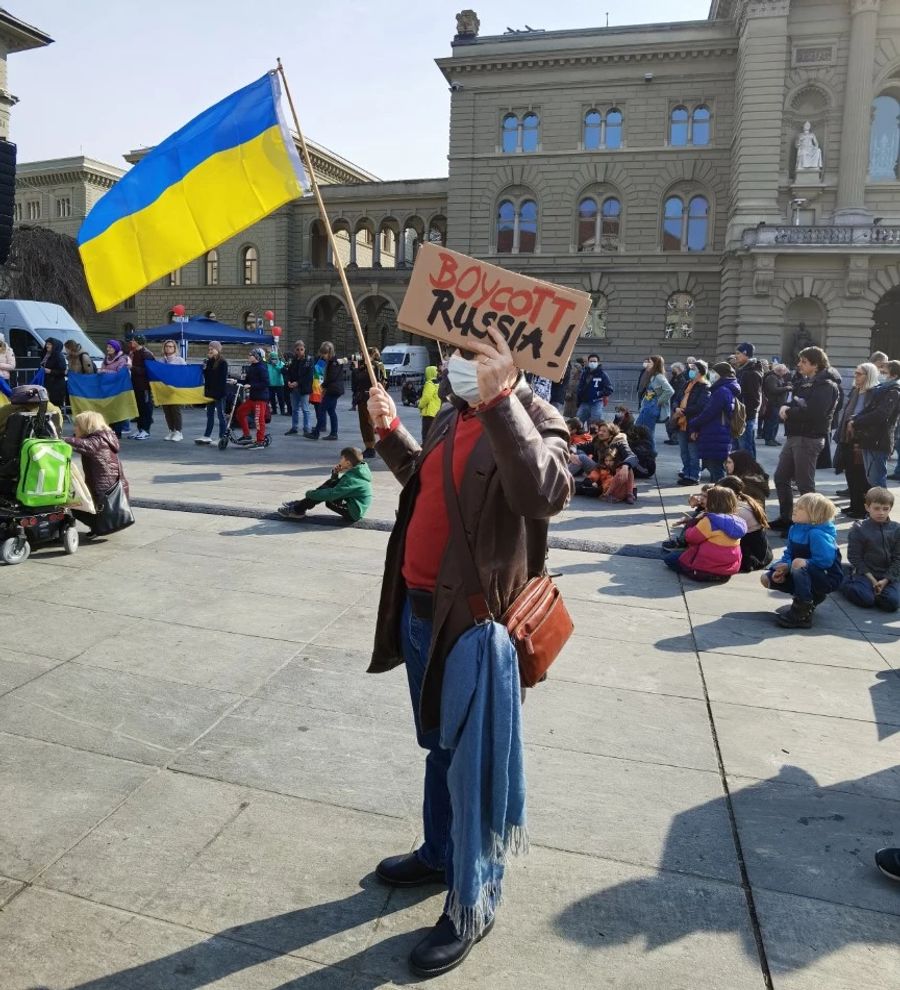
[67,429,128,500]
[369,379,573,732]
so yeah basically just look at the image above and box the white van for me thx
[380,343,431,385]
[0,300,103,378]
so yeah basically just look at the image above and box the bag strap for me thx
[442,413,492,623]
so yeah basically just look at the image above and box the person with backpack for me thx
[770,347,840,534]
[733,343,764,458]
[687,362,742,482]
[64,339,95,376]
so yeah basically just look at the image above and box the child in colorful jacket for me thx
[761,492,842,628]
[664,485,747,582]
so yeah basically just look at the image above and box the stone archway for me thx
[357,294,402,352]
[871,286,900,359]
[309,295,354,356]
[783,297,827,366]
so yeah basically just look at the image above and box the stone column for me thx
[372,228,381,267]
[326,240,333,267]
[397,228,406,267]
[348,228,357,266]
[834,0,881,223]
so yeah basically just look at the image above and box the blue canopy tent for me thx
[137,316,275,359]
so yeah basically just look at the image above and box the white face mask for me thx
[447,354,482,404]
[587,361,599,370]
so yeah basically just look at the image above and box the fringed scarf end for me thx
[446,882,503,942]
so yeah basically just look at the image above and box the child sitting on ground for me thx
[840,486,900,613]
[664,485,746,582]
[613,405,634,432]
[625,424,657,479]
[716,475,773,572]
[761,492,843,628]
[663,487,708,550]
[278,447,372,523]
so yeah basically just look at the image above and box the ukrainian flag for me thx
[68,369,138,424]
[0,377,10,407]
[77,72,308,311]
[146,360,210,406]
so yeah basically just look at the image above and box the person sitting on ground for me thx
[662,487,708,551]
[725,449,771,503]
[761,492,842,629]
[418,365,442,442]
[235,348,270,449]
[566,418,591,448]
[575,438,636,502]
[663,485,746,582]
[625,423,656,479]
[716,475,772,572]
[64,339,95,375]
[66,410,129,536]
[278,446,373,523]
[612,405,634,433]
[840,486,900,613]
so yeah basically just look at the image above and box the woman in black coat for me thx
[195,340,229,444]
[40,336,68,408]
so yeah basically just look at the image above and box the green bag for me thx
[16,438,72,507]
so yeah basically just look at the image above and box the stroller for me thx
[218,381,272,450]
[0,385,78,565]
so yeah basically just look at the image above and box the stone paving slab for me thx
[0,876,23,908]
[0,648,61,697]
[550,548,687,612]
[754,888,900,990]
[0,733,153,881]
[0,596,134,663]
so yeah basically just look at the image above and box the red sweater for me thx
[402,412,483,591]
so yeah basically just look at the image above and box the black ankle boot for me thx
[776,598,814,628]
[409,913,495,978]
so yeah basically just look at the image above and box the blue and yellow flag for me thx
[0,376,10,407]
[146,360,210,406]
[77,72,308,311]
[68,369,138,423]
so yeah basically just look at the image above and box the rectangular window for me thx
[56,197,72,218]
[13,202,21,221]
[122,296,136,311]
[167,269,181,287]
[27,200,40,220]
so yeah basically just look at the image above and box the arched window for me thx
[243,310,257,331]
[496,198,538,254]
[605,109,623,149]
[662,195,709,251]
[205,249,219,286]
[582,292,608,338]
[665,292,695,340]
[502,114,519,154]
[583,110,602,150]
[692,106,710,146]
[521,113,540,152]
[670,106,689,147]
[577,196,620,252]
[242,245,259,285]
[869,94,900,181]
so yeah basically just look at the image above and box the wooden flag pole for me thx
[275,59,380,392]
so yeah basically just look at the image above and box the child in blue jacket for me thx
[760,492,842,628]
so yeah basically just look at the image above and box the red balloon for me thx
[272,325,282,337]
[264,310,275,322]
[172,304,186,317]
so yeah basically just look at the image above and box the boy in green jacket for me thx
[417,365,441,441]
[278,446,373,522]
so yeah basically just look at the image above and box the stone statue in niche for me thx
[795,121,823,170]
[789,321,815,366]
[456,10,480,37]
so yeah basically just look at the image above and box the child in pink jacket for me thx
[664,485,746,582]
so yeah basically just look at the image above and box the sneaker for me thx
[304,432,319,441]
[875,847,900,881]
[277,504,307,520]
[125,429,140,439]
[662,538,685,551]
[171,431,183,442]
[194,436,213,445]
[235,435,254,445]
[133,430,150,440]
[244,440,266,449]
[285,428,298,435]
[163,431,174,441]
[677,477,699,486]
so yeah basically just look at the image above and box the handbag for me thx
[442,414,573,687]
[92,478,135,535]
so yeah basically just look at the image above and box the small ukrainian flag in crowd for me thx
[77,72,308,311]
[0,376,10,406]
[67,369,138,423]
[146,360,210,406]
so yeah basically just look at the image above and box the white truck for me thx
[380,343,432,386]
[0,300,103,378]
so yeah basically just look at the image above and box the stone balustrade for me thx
[742,224,900,248]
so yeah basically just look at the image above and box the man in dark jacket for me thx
[366,327,571,977]
[850,359,900,488]
[127,335,156,440]
[284,340,314,436]
[575,354,613,424]
[770,347,840,531]
[733,342,764,458]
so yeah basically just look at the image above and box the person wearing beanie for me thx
[127,334,156,439]
[671,358,710,485]
[99,339,131,438]
[195,341,229,444]
[234,348,271,448]
[686,361,741,481]
[734,342,764,458]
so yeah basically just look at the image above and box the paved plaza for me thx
[1,400,898,989]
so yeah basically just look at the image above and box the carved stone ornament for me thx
[795,121,823,170]
[846,255,870,298]
[456,9,480,37]
[753,255,775,296]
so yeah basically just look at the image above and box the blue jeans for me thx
[766,563,842,603]
[863,449,888,489]
[291,392,311,432]
[841,574,900,611]
[576,400,604,424]
[314,394,338,436]
[677,429,699,481]
[636,401,660,452]
[737,418,758,459]
[205,398,226,438]
[400,599,454,886]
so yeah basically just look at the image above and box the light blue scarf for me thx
[440,621,528,939]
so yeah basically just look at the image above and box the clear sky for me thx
[9,0,710,180]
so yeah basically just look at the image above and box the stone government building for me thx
[15,1,900,369]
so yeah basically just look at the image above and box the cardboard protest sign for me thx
[397,243,590,382]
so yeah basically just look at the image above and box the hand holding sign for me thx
[367,383,396,426]
[466,325,519,404]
